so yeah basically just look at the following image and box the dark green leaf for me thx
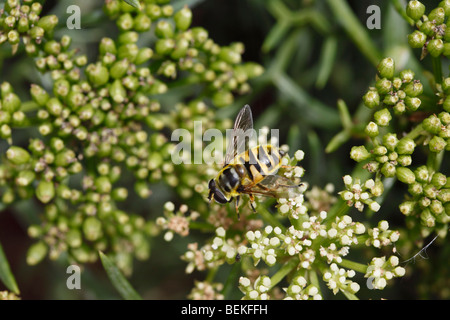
[0,242,20,295]
[99,251,142,300]
[122,0,141,10]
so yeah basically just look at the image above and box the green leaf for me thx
[122,0,141,10]
[0,242,20,295]
[99,251,142,300]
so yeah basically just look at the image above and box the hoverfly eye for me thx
[214,190,228,204]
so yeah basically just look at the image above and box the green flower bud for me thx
[375,78,392,95]
[429,7,446,25]
[406,1,426,20]
[437,189,449,203]
[2,92,21,113]
[420,20,435,37]
[427,39,444,57]
[118,31,139,44]
[393,101,406,114]
[109,79,127,104]
[134,13,152,32]
[83,216,103,241]
[408,182,423,196]
[374,108,392,126]
[7,30,20,45]
[408,30,427,48]
[174,6,192,31]
[397,155,412,166]
[423,115,442,134]
[26,241,48,265]
[44,40,61,56]
[212,90,233,107]
[54,149,75,167]
[155,20,174,39]
[95,176,112,194]
[377,57,395,79]
[17,16,29,33]
[170,38,189,59]
[382,133,398,151]
[37,15,58,33]
[36,180,55,203]
[191,27,209,46]
[430,199,444,215]
[414,165,429,182]
[29,26,45,42]
[16,170,36,187]
[117,13,134,31]
[420,208,435,227]
[423,184,438,199]
[350,145,371,162]
[396,137,415,155]
[86,63,110,87]
[383,92,399,105]
[99,37,117,55]
[30,84,49,106]
[399,200,415,215]
[112,187,128,201]
[135,47,153,65]
[365,121,379,137]
[110,59,130,79]
[161,4,174,17]
[6,146,30,165]
[404,96,421,111]
[428,135,447,152]
[396,167,416,184]
[145,4,162,20]
[53,79,70,99]
[400,69,415,83]
[117,43,139,62]
[403,80,423,97]
[45,97,63,116]
[431,172,447,188]
[381,162,396,177]
[135,181,152,198]
[443,43,450,57]
[66,229,82,248]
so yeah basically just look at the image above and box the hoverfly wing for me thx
[223,105,254,166]
[241,174,303,199]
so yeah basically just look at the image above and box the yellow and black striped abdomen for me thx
[235,145,284,185]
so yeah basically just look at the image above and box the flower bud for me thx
[396,167,416,184]
[374,108,392,126]
[6,146,31,165]
[381,162,396,177]
[135,47,153,65]
[427,39,444,57]
[26,241,48,265]
[174,6,192,31]
[364,121,379,137]
[99,37,117,56]
[375,78,392,95]
[403,80,423,97]
[399,201,415,215]
[30,84,49,106]
[350,145,371,162]
[109,79,127,104]
[16,170,36,187]
[86,63,109,87]
[95,176,112,194]
[408,182,423,196]
[423,115,442,134]
[429,7,446,25]
[1,92,21,113]
[155,20,174,39]
[83,216,103,241]
[400,69,415,83]
[396,137,415,155]
[404,96,421,111]
[37,15,58,34]
[377,57,395,79]
[406,1,425,21]
[420,208,435,227]
[36,180,55,203]
[133,13,152,32]
[414,165,429,182]
[118,43,139,62]
[110,59,130,79]
[117,13,134,31]
[431,172,447,188]
[428,135,447,152]
[408,30,427,48]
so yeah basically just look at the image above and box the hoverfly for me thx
[208,105,303,218]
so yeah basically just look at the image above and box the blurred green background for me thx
[0,0,448,299]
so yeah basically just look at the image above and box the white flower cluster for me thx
[327,215,366,246]
[188,281,224,300]
[365,220,400,248]
[340,176,382,212]
[283,275,322,300]
[238,275,271,300]
[365,256,405,290]
[156,201,199,240]
[238,226,282,266]
[323,263,360,295]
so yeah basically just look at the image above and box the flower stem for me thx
[269,256,299,289]
[338,258,368,274]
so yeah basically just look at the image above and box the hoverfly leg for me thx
[235,196,241,220]
[249,194,256,213]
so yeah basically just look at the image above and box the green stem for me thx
[432,56,443,85]
[403,123,425,140]
[269,256,299,289]
[221,262,241,298]
[391,0,415,26]
[338,258,368,274]
[326,0,382,66]
[257,205,285,231]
